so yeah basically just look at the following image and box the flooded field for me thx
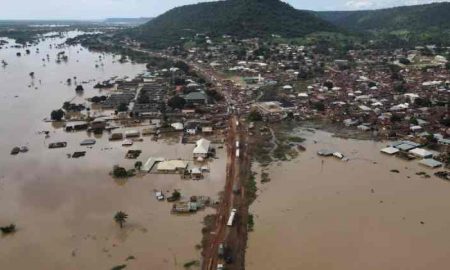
[0,33,225,269]
[247,129,450,270]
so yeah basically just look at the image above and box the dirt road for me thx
[124,45,251,269]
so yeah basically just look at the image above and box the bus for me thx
[227,208,237,226]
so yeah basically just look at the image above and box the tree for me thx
[50,109,64,121]
[313,102,325,112]
[323,81,333,90]
[112,166,128,178]
[1,224,16,235]
[167,96,186,110]
[117,103,128,112]
[414,97,431,107]
[391,114,402,123]
[399,58,411,65]
[75,85,84,92]
[171,190,181,201]
[134,161,143,170]
[248,110,263,121]
[174,61,189,73]
[114,211,128,228]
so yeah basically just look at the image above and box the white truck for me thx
[227,208,237,226]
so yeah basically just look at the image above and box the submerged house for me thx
[156,160,188,173]
[193,138,211,158]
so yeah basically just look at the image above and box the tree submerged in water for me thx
[50,109,65,121]
[114,211,128,228]
[1,224,16,235]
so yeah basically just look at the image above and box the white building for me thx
[193,138,211,158]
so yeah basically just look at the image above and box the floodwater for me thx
[0,33,226,269]
[247,129,450,270]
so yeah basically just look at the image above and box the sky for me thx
[0,0,446,20]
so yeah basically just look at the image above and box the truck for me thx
[235,140,240,148]
[227,208,237,226]
[236,149,240,158]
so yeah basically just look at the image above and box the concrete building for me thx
[193,138,211,158]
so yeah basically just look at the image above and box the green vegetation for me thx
[111,265,127,270]
[171,190,181,201]
[50,109,65,121]
[318,3,450,32]
[245,173,258,204]
[261,171,271,183]
[248,214,255,231]
[288,136,305,143]
[112,166,135,178]
[183,260,200,268]
[1,224,16,235]
[317,2,450,47]
[167,96,186,110]
[134,161,142,170]
[114,211,128,229]
[247,110,263,121]
[117,103,128,112]
[126,0,337,48]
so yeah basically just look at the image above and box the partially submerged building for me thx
[193,138,211,158]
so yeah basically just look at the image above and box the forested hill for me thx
[316,2,450,32]
[126,0,338,48]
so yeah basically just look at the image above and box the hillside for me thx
[104,17,152,26]
[317,2,450,32]
[127,0,337,48]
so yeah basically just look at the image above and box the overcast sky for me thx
[0,0,446,20]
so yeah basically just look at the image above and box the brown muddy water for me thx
[247,129,450,270]
[0,33,225,269]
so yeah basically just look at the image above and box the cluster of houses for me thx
[138,138,213,178]
[381,140,444,168]
[158,37,449,168]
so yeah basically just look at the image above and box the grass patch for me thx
[261,171,271,183]
[183,260,200,268]
[288,136,305,143]
[248,214,255,231]
[111,265,127,270]
[245,173,258,204]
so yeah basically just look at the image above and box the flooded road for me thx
[247,129,450,270]
[0,33,225,269]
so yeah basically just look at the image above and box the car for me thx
[155,191,165,201]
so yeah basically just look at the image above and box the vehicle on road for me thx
[227,208,237,226]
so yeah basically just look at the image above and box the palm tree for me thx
[114,211,128,228]
[134,161,143,170]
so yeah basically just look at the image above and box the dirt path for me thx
[125,45,251,269]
